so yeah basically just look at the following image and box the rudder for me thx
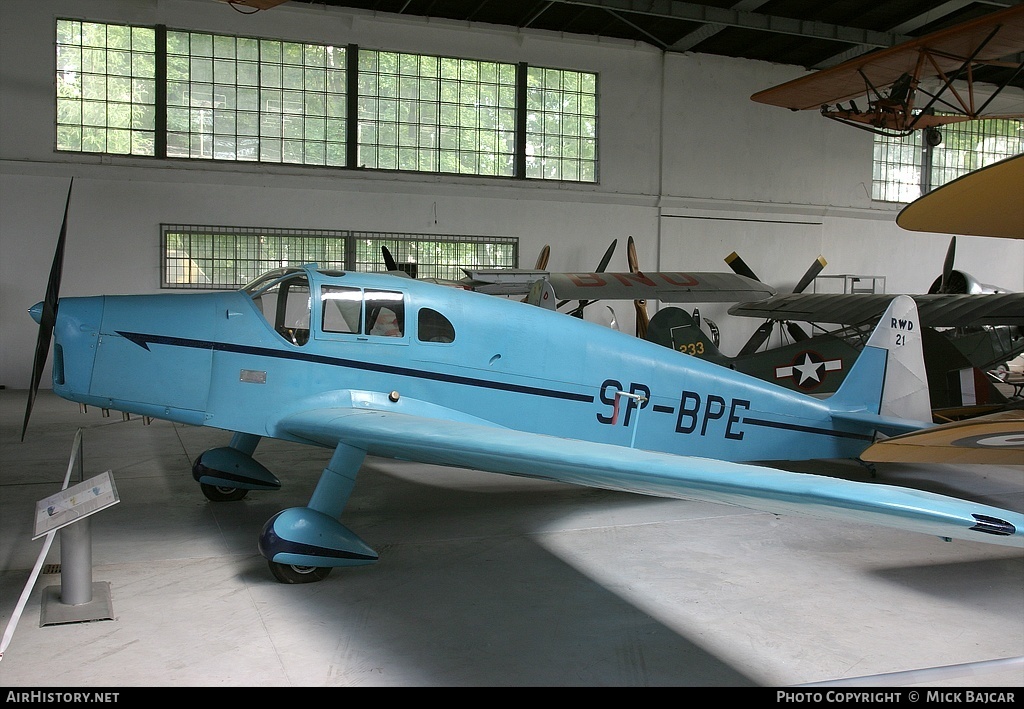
[830,295,932,424]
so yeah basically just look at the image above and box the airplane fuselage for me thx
[49,265,873,465]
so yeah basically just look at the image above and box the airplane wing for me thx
[462,269,776,303]
[279,404,1024,548]
[728,292,1024,327]
[897,154,1024,240]
[860,409,1024,464]
[750,4,1024,133]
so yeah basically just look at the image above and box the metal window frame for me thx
[161,224,517,289]
[57,19,599,183]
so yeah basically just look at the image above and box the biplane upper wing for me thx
[728,292,1024,328]
[860,409,1024,464]
[751,4,1024,132]
[280,404,1023,547]
[897,153,1024,240]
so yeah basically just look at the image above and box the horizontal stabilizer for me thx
[861,410,1024,464]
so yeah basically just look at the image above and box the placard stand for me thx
[32,431,118,626]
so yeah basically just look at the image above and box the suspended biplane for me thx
[21,182,1024,583]
[750,4,1024,141]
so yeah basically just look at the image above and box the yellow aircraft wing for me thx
[897,153,1024,240]
[860,409,1024,464]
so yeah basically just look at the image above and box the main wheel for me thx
[200,482,248,502]
[268,560,332,584]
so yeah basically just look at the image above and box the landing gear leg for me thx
[193,433,280,501]
[260,442,378,583]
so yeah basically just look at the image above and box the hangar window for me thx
[524,67,598,182]
[872,117,1023,202]
[162,224,517,290]
[165,31,347,164]
[56,20,599,183]
[56,19,157,155]
[357,52,517,176]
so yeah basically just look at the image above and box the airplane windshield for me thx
[243,268,305,298]
[248,270,311,345]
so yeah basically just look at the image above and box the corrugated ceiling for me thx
[273,0,1024,88]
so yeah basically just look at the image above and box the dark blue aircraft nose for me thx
[28,301,44,324]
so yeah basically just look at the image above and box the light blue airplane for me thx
[22,187,1024,583]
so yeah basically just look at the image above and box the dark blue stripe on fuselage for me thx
[117,331,875,443]
[117,331,594,403]
[743,416,874,442]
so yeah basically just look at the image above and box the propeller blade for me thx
[786,321,811,342]
[627,237,649,337]
[940,236,956,294]
[22,180,72,441]
[558,239,618,311]
[381,245,398,271]
[724,251,758,281]
[737,321,774,357]
[793,255,827,294]
[534,245,550,271]
[634,301,649,338]
[596,238,617,274]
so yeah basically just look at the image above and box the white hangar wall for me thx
[1,0,1021,388]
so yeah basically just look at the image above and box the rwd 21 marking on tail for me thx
[892,316,914,347]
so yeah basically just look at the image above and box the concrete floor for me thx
[0,389,1021,687]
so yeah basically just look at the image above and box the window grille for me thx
[58,20,598,183]
[161,224,517,289]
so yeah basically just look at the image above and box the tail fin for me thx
[829,295,932,432]
[646,307,725,361]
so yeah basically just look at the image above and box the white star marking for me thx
[792,354,824,384]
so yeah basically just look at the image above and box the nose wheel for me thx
[200,482,248,502]
[268,561,332,584]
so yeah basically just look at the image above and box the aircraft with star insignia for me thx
[646,245,1023,417]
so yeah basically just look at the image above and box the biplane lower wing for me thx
[463,269,776,303]
[897,153,1024,240]
[280,405,1024,547]
[861,409,1024,464]
[728,292,1024,328]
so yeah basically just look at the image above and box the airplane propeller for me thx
[727,252,826,356]
[381,244,399,272]
[534,244,550,271]
[626,236,649,338]
[22,180,73,442]
[560,239,617,318]
[934,236,957,294]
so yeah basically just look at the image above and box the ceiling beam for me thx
[813,0,1017,68]
[550,0,908,49]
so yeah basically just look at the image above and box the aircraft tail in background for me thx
[645,306,726,361]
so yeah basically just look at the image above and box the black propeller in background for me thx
[726,251,827,356]
[22,179,73,441]
[561,238,617,317]
[381,244,399,272]
[929,236,958,294]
